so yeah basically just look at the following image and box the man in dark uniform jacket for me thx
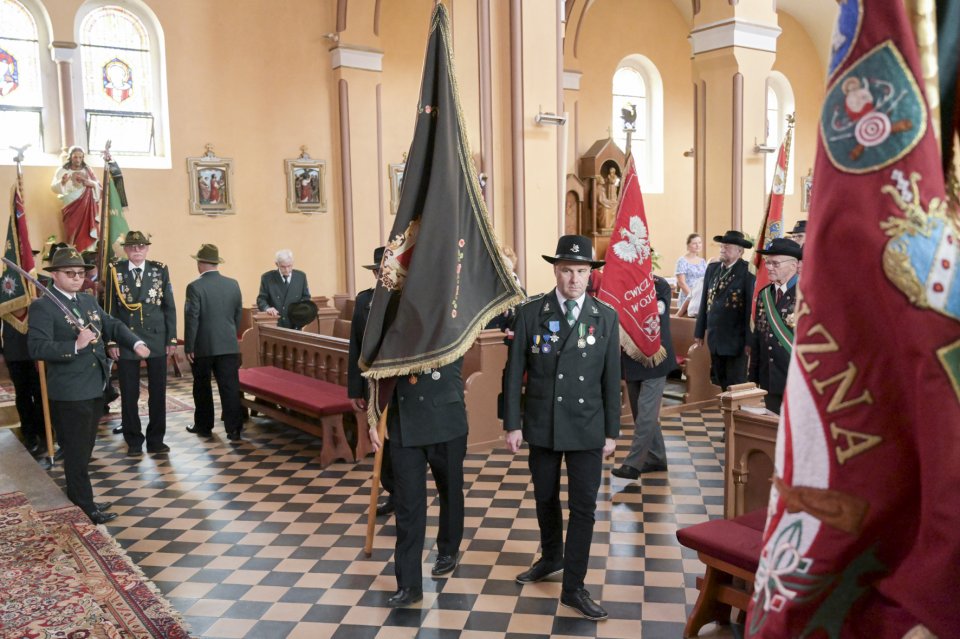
[612,275,678,480]
[184,244,244,441]
[694,230,756,391]
[1,319,44,455]
[348,247,395,517]
[504,234,621,621]
[28,247,149,524]
[256,249,311,329]
[105,231,177,456]
[368,358,468,608]
[749,238,802,414]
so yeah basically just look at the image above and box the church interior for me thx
[3,0,951,637]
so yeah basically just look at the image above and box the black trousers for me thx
[191,353,243,433]
[8,360,43,446]
[118,356,167,448]
[764,392,783,415]
[389,431,466,589]
[529,444,602,593]
[380,443,395,495]
[710,352,748,390]
[51,398,103,516]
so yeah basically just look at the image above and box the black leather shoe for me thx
[26,441,43,456]
[226,430,241,441]
[376,498,395,517]
[386,587,423,607]
[112,425,124,434]
[95,501,113,512]
[560,588,608,621]
[147,444,171,454]
[186,425,213,437]
[431,554,457,576]
[127,446,142,457]
[611,465,640,480]
[88,510,118,525]
[516,557,563,584]
[640,461,668,474]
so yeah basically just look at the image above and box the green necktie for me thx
[564,299,578,326]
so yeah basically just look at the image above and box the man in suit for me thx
[28,247,149,524]
[749,238,802,414]
[504,234,621,621]
[367,358,468,608]
[184,244,244,441]
[348,246,395,517]
[256,249,311,329]
[612,275,678,480]
[105,231,177,456]
[694,230,756,391]
[1,319,44,455]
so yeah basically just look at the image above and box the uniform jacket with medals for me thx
[28,289,140,401]
[106,259,176,359]
[388,357,467,449]
[184,271,243,357]
[256,269,311,329]
[503,291,621,451]
[749,275,798,396]
[347,287,374,400]
[694,258,755,356]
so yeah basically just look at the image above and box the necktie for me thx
[283,276,289,286]
[132,267,142,287]
[775,288,783,304]
[564,299,578,326]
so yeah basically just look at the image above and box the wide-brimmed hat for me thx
[81,250,98,266]
[43,242,68,263]
[756,237,803,260]
[363,246,386,271]
[121,230,151,246]
[542,234,604,268]
[288,300,319,327]
[787,220,807,236]
[191,243,224,264]
[713,230,753,249]
[45,247,95,272]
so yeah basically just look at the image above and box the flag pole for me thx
[98,140,112,293]
[363,406,389,557]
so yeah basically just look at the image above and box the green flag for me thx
[105,170,128,261]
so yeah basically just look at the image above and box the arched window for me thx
[611,55,663,193]
[765,72,795,195]
[0,0,53,156]
[76,1,169,166]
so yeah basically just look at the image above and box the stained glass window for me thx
[0,0,44,151]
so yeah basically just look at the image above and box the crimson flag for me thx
[0,183,36,333]
[746,3,960,638]
[597,156,665,366]
[751,124,792,320]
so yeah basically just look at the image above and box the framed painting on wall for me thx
[285,147,327,214]
[187,145,234,215]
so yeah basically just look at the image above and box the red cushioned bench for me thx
[676,508,766,637]
[239,366,357,468]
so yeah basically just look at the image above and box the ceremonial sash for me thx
[761,286,793,354]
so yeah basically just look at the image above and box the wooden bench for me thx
[676,508,766,637]
[721,384,777,518]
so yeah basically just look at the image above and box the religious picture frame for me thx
[389,162,405,215]
[187,145,235,215]
[285,148,327,214]
[800,169,813,212]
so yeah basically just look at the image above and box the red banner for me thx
[746,3,960,638]
[751,125,792,320]
[597,156,665,366]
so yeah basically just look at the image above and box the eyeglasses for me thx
[58,270,87,279]
[763,259,796,268]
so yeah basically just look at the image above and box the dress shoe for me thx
[53,448,64,461]
[127,446,142,457]
[26,441,43,456]
[376,498,395,517]
[560,588,608,621]
[640,461,668,474]
[226,430,241,441]
[516,557,563,584]
[386,587,423,607]
[186,425,213,437]
[112,425,124,434]
[88,510,118,525]
[95,501,113,512]
[611,464,640,480]
[431,554,457,576]
[147,444,171,454]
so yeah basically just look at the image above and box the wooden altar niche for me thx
[564,174,584,236]
[577,138,625,260]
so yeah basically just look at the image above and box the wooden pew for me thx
[721,383,777,518]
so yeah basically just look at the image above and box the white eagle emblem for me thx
[612,216,651,264]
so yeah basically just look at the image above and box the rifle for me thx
[0,257,101,342]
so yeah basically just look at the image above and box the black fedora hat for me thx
[542,235,604,268]
[756,237,802,260]
[45,246,95,272]
[43,242,68,263]
[788,220,807,236]
[288,300,319,327]
[712,230,753,249]
[191,243,224,264]
[363,246,386,271]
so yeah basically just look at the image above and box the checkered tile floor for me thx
[42,376,738,638]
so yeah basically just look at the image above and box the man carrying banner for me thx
[694,230,755,391]
[504,234,620,621]
[748,238,801,414]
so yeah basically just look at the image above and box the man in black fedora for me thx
[256,249,312,329]
[694,230,756,391]
[504,234,621,621]
[184,244,244,441]
[787,219,807,246]
[28,247,150,524]
[106,230,177,456]
[750,238,802,414]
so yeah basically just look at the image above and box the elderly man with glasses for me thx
[749,238,803,414]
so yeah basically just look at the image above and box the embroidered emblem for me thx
[821,41,926,174]
[570,243,580,254]
[0,47,19,97]
[611,216,651,264]
[380,219,421,291]
[828,0,862,78]
[1,274,16,297]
